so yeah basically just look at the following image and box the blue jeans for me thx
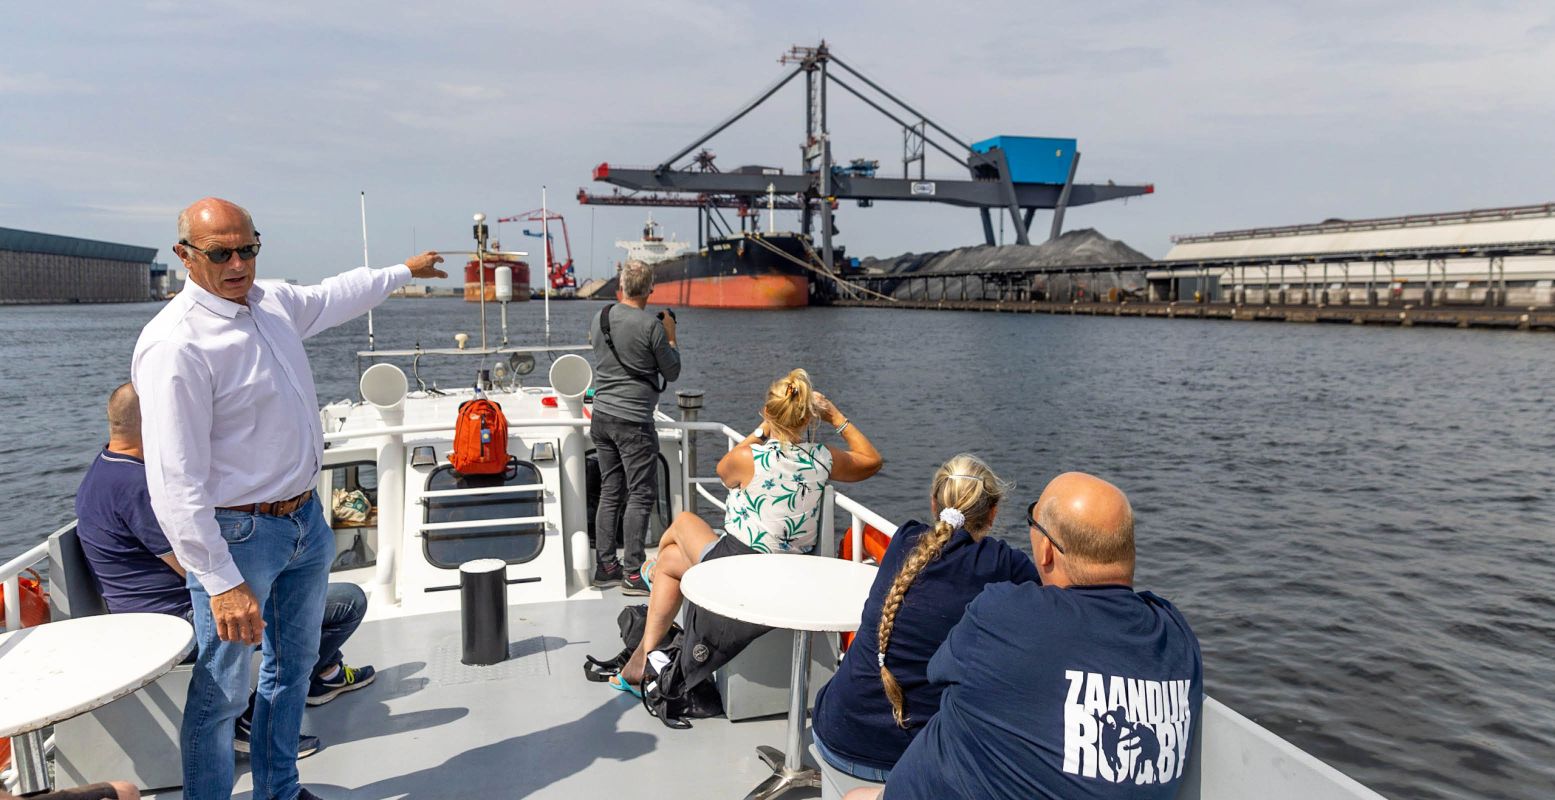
[813,729,892,783]
[315,582,367,678]
[182,496,333,800]
[239,581,369,725]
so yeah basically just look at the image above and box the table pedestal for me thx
[12,730,49,794]
[743,630,820,800]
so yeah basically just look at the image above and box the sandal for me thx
[609,673,644,698]
[583,648,630,683]
[641,560,656,591]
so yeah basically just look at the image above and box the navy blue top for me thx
[812,520,1038,770]
[884,582,1203,800]
[74,448,191,616]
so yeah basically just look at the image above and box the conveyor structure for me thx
[581,41,1153,272]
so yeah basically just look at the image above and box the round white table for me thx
[680,554,877,800]
[0,613,194,793]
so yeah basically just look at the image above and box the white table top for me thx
[680,554,878,632]
[0,613,194,738]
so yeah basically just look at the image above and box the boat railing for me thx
[1,525,68,792]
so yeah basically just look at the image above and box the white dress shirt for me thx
[132,265,411,595]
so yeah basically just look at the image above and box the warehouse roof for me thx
[0,226,158,263]
[1165,202,1555,262]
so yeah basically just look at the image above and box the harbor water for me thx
[2,296,1551,800]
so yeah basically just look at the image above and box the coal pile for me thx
[858,229,1152,301]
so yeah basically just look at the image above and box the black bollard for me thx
[460,558,508,665]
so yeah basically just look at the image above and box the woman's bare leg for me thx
[621,512,720,684]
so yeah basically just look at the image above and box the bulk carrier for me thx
[602,231,842,309]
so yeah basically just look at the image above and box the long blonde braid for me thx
[877,453,1006,728]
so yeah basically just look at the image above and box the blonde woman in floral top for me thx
[611,368,883,693]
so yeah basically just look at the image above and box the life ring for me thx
[0,567,50,630]
[838,524,891,565]
[838,524,892,649]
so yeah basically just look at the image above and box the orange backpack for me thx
[450,397,510,475]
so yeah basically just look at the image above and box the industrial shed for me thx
[0,226,159,304]
[1156,203,1555,307]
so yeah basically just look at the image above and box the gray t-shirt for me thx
[588,303,681,422]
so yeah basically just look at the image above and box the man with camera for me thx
[589,260,681,594]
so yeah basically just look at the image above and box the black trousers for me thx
[590,410,659,573]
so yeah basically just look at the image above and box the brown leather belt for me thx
[218,490,314,517]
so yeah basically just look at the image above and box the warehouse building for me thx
[1154,203,1555,307]
[0,226,160,304]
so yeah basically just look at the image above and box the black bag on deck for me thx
[639,600,773,729]
[581,604,682,682]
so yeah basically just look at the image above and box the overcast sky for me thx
[4,1,1553,284]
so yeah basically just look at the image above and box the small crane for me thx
[497,209,578,295]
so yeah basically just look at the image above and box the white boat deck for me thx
[158,587,817,800]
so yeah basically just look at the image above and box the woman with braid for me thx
[812,454,1037,781]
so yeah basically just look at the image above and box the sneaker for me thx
[297,789,326,800]
[307,663,376,706]
[621,570,650,596]
[234,715,321,759]
[591,558,623,588]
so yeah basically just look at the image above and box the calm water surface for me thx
[2,297,1552,800]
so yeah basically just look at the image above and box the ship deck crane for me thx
[587,41,1153,272]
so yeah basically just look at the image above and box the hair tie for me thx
[877,652,886,668]
[938,507,966,529]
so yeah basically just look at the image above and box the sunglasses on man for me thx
[1025,500,1067,555]
[178,233,262,264]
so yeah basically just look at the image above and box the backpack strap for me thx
[599,304,667,393]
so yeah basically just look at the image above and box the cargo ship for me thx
[603,231,842,309]
[463,252,531,302]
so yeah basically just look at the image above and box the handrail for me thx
[321,416,730,443]
[419,516,549,532]
[419,484,547,500]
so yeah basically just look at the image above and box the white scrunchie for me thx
[938,507,966,529]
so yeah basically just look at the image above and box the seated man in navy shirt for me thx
[74,384,377,755]
[848,472,1203,800]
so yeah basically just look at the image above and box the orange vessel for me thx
[464,254,531,302]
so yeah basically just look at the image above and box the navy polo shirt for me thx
[813,520,1038,770]
[74,448,191,616]
[884,582,1203,800]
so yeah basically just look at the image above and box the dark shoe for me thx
[621,570,650,596]
[234,715,321,760]
[297,789,326,800]
[591,559,623,588]
[307,663,376,706]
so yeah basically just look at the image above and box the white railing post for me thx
[820,485,836,557]
[850,514,865,563]
[2,575,20,630]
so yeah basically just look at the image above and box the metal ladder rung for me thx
[420,484,546,500]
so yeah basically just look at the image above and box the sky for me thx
[3,1,1553,284]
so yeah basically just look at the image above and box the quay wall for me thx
[832,297,1555,332]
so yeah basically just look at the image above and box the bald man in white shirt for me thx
[133,197,446,800]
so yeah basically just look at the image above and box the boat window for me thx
[423,461,546,568]
[326,461,378,572]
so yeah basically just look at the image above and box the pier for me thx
[832,296,1555,331]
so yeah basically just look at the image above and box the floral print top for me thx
[723,440,834,554]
